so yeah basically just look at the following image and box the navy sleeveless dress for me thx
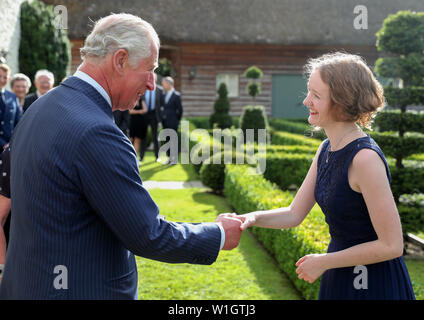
[314,134,415,300]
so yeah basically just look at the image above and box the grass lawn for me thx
[136,188,302,300]
[139,151,197,182]
[405,259,424,300]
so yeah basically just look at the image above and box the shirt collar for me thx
[73,70,112,107]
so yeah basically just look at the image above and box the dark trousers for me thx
[140,111,159,160]
[162,119,180,164]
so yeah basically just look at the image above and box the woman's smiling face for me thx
[303,69,335,128]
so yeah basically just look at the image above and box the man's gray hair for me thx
[163,76,174,86]
[80,13,160,68]
[35,69,54,84]
[10,73,32,89]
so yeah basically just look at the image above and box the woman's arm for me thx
[129,99,148,115]
[233,140,325,230]
[296,148,404,283]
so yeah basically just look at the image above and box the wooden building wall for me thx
[69,40,379,117]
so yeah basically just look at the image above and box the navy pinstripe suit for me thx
[0,77,221,299]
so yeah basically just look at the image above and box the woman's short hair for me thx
[10,73,32,89]
[304,52,385,129]
[80,13,160,68]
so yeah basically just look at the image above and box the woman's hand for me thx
[233,212,258,231]
[295,254,327,284]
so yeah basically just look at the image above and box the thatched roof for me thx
[42,0,424,45]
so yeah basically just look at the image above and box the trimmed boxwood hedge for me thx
[370,131,424,159]
[271,131,322,148]
[398,194,424,234]
[269,118,326,140]
[373,110,424,134]
[261,153,314,190]
[224,164,329,300]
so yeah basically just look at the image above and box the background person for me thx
[0,64,21,149]
[23,69,54,112]
[10,73,31,111]
[140,73,163,162]
[129,96,148,160]
[160,76,182,165]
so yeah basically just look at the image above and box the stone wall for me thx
[0,0,32,85]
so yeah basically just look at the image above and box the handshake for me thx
[215,212,256,250]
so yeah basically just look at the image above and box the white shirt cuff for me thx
[217,223,225,250]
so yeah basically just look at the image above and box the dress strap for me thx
[342,137,391,184]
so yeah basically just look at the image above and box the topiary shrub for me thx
[398,194,424,233]
[209,83,233,129]
[19,0,71,89]
[239,105,270,144]
[200,151,255,193]
[244,66,263,103]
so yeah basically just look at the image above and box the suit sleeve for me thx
[73,124,221,265]
[176,95,183,121]
[14,98,22,127]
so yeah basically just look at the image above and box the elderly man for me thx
[0,13,241,300]
[23,69,54,112]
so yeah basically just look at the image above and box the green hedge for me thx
[373,110,424,134]
[199,151,255,193]
[271,131,322,148]
[389,161,424,202]
[187,117,240,130]
[398,194,424,234]
[384,87,424,107]
[269,118,326,140]
[370,131,424,159]
[262,153,314,190]
[224,165,329,300]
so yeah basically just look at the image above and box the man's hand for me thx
[216,213,242,250]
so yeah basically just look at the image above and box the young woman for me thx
[226,52,415,299]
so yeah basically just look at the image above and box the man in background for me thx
[23,69,54,112]
[161,76,183,165]
[140,73,163,162]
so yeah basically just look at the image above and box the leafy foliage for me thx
[19,0,71,89]
[209,83,233,129]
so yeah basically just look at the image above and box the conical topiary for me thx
[209,82,233,129]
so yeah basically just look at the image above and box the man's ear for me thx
[112,49,129,76]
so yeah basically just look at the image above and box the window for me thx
[216,73,239,98]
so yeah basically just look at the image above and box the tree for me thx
[209,82,232,129]
[19,0,71,89]
[374,10,424,169]
[244,66,263,103]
